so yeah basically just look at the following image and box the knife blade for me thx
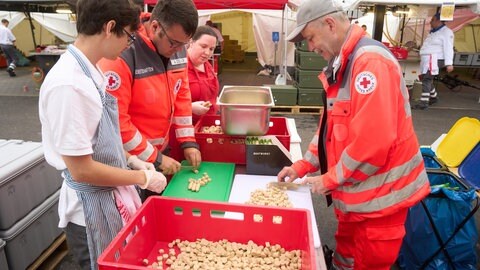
[268,181,310,190]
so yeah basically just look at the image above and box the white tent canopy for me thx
[198,8,296,68]
[0,11,76,44]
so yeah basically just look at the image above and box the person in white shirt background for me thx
[412,12,454,110]
[0,19,18,77]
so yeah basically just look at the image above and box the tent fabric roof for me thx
[144,0,289,10]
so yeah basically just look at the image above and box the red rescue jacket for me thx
[98,13,196,163]
[292,25,430,222]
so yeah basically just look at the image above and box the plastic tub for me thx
[98,197,316,270]
[459,143,480,189]
[0,190,62,270]
[0,140,63,230]
[436,117,480,167]
[195,115,290,164]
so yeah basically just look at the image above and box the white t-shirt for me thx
[0,25,15,45]
[39,45,106,228]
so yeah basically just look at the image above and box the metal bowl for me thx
[217,86,275,135]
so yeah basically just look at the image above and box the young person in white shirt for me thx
[0,19,18,77]
[38,0,167,269]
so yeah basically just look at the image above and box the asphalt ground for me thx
[0,63,479,269]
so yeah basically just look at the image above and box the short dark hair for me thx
[76,0,140,36]
[192,25,217,42]
[151,0,198,37]
[1,19,8,24]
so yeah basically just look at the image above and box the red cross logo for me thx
[108,76,116,87]
[104,71,121,91]
[360,77,371,89]
[355,72,376,95]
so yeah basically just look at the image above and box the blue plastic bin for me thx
[459,143,480,190]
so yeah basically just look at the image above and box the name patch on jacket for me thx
[354,71,377,95]
[170,58,187,65]
[105,71,121,91]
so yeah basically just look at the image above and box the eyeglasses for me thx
[123,29,136,46]
[158,22,188,49]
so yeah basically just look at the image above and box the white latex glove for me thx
[140,170,167,193]
[192,101,210,116]
[127,155,155,171]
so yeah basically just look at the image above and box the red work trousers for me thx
[333,208,408,270]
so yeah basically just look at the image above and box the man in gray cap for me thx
[277,0,429,269]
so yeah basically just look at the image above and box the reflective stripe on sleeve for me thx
[175,127,195,138]
[137,143,155,161]
[173,116,192,125]
[123,130,142,151]
[338,151,423,192]
[148,137,165,146]
[304,150,320,168]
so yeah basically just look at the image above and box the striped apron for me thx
[63,45,127,270]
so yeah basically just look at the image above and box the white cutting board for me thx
[227,174,321,248]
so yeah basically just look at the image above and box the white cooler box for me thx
[0,140,62,230]
[0,190,61,270]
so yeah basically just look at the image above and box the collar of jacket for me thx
[323,25,365,88]
[430,24,445,33]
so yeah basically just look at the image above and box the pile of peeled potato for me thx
[246,184,293,208]
[143,238,302,269]
[187,172,211,192]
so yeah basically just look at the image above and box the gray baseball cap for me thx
[287,0,343,42]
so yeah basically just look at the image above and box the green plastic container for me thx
[295,68,324,89]
[297,87,324,106]
[264,84,298,106]
[295,41,309,51]
[295,51,328,70]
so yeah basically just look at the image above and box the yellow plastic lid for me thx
[436,117,480,167]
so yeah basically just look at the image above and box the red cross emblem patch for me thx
[354,71,376,95]
[104,71,121,91]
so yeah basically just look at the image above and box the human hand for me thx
[140,170,167,193]
[446,65,454,73]
[183,148,202,168]
[277,166,299,183]
[158,155,181,175]
[303,175,331,194]
[192,101,210,116]
[127,155,155,171]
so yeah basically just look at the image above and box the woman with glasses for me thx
[99,0,201,181]
[39,0,167,269]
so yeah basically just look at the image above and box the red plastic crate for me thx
[98,197,316,270]
[195,115,290,164]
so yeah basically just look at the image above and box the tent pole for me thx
[25,11,37,49]
[472,25,478,52]
[275,4,291,85]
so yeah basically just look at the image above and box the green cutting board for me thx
[162,161,235,202]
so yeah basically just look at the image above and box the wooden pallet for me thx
[223,58,244,63]
[271,105,324,115]
[27,233,68,270]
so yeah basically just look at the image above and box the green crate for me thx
[298,87,324,106]
[264,84,298,106]
[294,68,324,88]
[295,51,328,70]
[295,40,309,51]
